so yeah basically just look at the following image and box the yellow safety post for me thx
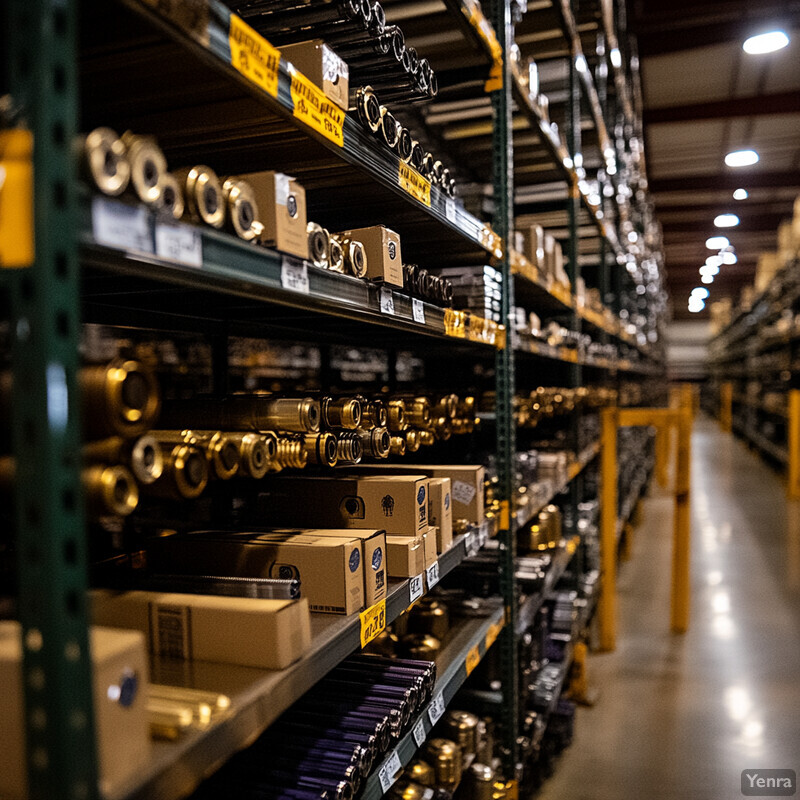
[719,382,733,432]
[788,390,800,499]
[598,407,618,651]
[671,403,692,633]
[655,424,670,488]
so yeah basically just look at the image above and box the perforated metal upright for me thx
[488,0,519,777]
[2,1,99,798]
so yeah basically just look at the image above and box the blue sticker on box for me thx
[417,486,426,505]
[372,546,383,571]
[349,548,361,572]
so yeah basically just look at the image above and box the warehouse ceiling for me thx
[629,0,800,320]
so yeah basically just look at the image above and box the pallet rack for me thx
[1,0,666,797]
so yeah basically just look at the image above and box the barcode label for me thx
[466,531,479,556]
[428,691,445,725]
[380,286,395,315]
[409,573,424,603]
[281,259,310,294]
[412,297,425,324]
[425,561,440,589]
[155,223,202,267]
[150,603,192,660]
[92,197,152,254]
[378,750,403,792]
[412,718,426,747]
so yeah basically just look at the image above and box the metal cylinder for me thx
[174,165,225,229]
[159,171,184,220]
[390,779,429,800]
[150,430,240,480]
[149,443,209,499]
[389,436,406,457]
[398,396,430,428]
[465,764,495,800]
[274,435,309,470]
[422,152,435,180]
[83,464,139,517]
[380,106,399,150]
[386,399,406,432]
[400,634,441,660]
[333,235,368,278]
[82,127,130,197]
[80,359,161,439]
[443,710,479,757]
[83,433,164,485]
[358,397,387,430]
[121,132,167,207]
[396,126,413,163]
[328,235,346,273]
[222,178,262,241]
[356,86,382,133]
[236,432,276,479]
[322,397,362,430]
[408,761,435,787]
[358,427,391,459]
[300,432,339,467]
[403,428,421,452]
[425,739,461,791]
[335,432,363,465]
[307,221,330,268]
[419,430,435,447]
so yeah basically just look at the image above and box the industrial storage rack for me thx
[1,0,666,796]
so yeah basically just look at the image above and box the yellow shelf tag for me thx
[465,644,481,676]
[485,621,503,650]
[0,129,34,269]
[359,599,386,648]
[290,68,345,146]
[398,163,431,207]
[229,14,280,99]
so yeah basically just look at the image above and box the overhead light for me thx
[715,213,740,227]
[701,274,714,284]
[722,251,738,265]
[706,254,723,268]
[743,30,789,55]
[706,236,730,249]
[692,287,710,299]
[575,55,588,73]
[701,265,719,277]
[688,298,706,312]
[610,48,622,68]
[733,188,748,200]
[725,149,759,167]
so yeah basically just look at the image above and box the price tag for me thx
[465,531,479,557]
[425,561,440,590]
[379,286,395,315]
[465,644,481,675]
[229,14,280,98]
[452,480,477,506]
[155,223,202,267]
[478,523,489,548]
[92,197,152,254]
[445,198,457,223]
[409,573,424,603]
[359,599,386,648]
[281,258,310,294]
[485,621,502,650]
[398,162,431,207]
[428,691,446,725]
[378,750,403,793]
[412,718,427,747]
[289,67,345,146]
[412,298,426,324]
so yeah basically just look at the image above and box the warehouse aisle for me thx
[536,415,800,800]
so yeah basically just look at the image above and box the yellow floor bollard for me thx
[788,390,800,500]
[599,407,618,652]
[670,405,692,633]
[720,382,733,433]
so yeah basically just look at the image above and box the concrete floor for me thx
[537,415,800,799]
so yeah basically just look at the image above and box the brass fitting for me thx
[300,432,339,467]
[403,429,421,452]
[233,432,276,479]
[83,464,139,517]
[174,165,225,229]
[334,236,368,278]
[399,396,430,428]
[389,435,406,457]
[148,443,209,499]
[357,397,387,430]
[419,430,435,447]
[356,86,382,133]
[322,397,362,430]
[386,399,406,432]
[159,171,184,221]
[359,427,391,459]
[222,178,262,241]
[307,222,330,268]
[121,131,167,207]
[328,235,346,273]
[82,127,130,197]
[83,433,164,485]
[336,432,363,464]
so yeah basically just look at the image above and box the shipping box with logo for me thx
[280,40,349,111]
[427,477,453,553]
[257,474,430,536]
[151,530,365,615]
[384,534,426,577]
[240,170,308,258]
[339,225,403,286]
[91,589,311,668]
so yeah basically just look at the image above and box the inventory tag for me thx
[281,258,310,294]
[378,750,403,793]
[428,691,445,725]
[290,67,345,146]
[466,531,479,556]
[425,561,440,589]
[359,599,386,648]
[398,162,431,207]
[465,644,481,676]
[229,14,280,98]
[412,718,427,747]
[478,522,490,547]
[445,198,457,223]
[412,298,425,324]
[155,223,202,267]
[92,197,152,254]
[452,480,477,506]
[409,573,424,603]
[379,286,395,315]
[485,621,502,650]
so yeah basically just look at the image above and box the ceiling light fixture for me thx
[743,30,790,55]
[706,254,723,268]
[722,251,738,265]
[610,48,622,68]
[700,264,720,277]
[714,213,740,227]
[725,149,759,167]
[692,287,710,300]
[701,274,714,284]
[733,188,748,200]
[575,55,588,73]
[706,235,730,249]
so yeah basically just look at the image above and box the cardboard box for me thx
[152,530,365,615]
[428,477,453,553]
[346,465,484,524]
[257,474,430,536]
[279,40,349,111]
[91,589,312,668]
[422,527,438,568]
[239,170,308,259]
[1,622,151,800]
[339,225,403,286]
[257,527,387,607]
[385,534,426,577]
[522,224,545,268]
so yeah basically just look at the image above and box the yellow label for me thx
[444,308,467,339]
[359,599,386,648]
[0,129,34,268]
[290,68,345,146]
[485,621,503,651]
[465,644,481,676]
[398,163,431,207]
[229,14,280,98]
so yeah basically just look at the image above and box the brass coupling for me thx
[386,399,406,432]
[222,177,262,241]
[121,131,167,208]
[150,430,239,481]
[83,433,164,485]
[356,86,382,133]
[335,432,363,464]
[174,165,226,229]
[147,443,209,500]
[159,171,184,221]
[307,221,330,268]
[82,127,130,197]
[359,426,391,459]
[299,432,339,467]
[357,396,387,430]
[328,235,346,274]
[389,435,406,457]
[403,428,421,452]
[230,431,276,479]
[273,436,309,470]
[322,396,362,430]
[83,464,139,517]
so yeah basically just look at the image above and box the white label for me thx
[155,223,202,267]
[445,199,457,223]
[466,531,479,556]
[428,691,446,725]
[452,480,477,506]
[322,44,349,83]
[412,718,427,747]
[425,561,440,589]
[478,523,489,547]
[92,197,152,254]
[380,286,395,315]
[412,297,426,324]
[275,173,290,206]
[409,573,424,603]
[281,259,310,294]
[378,750,403,793]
